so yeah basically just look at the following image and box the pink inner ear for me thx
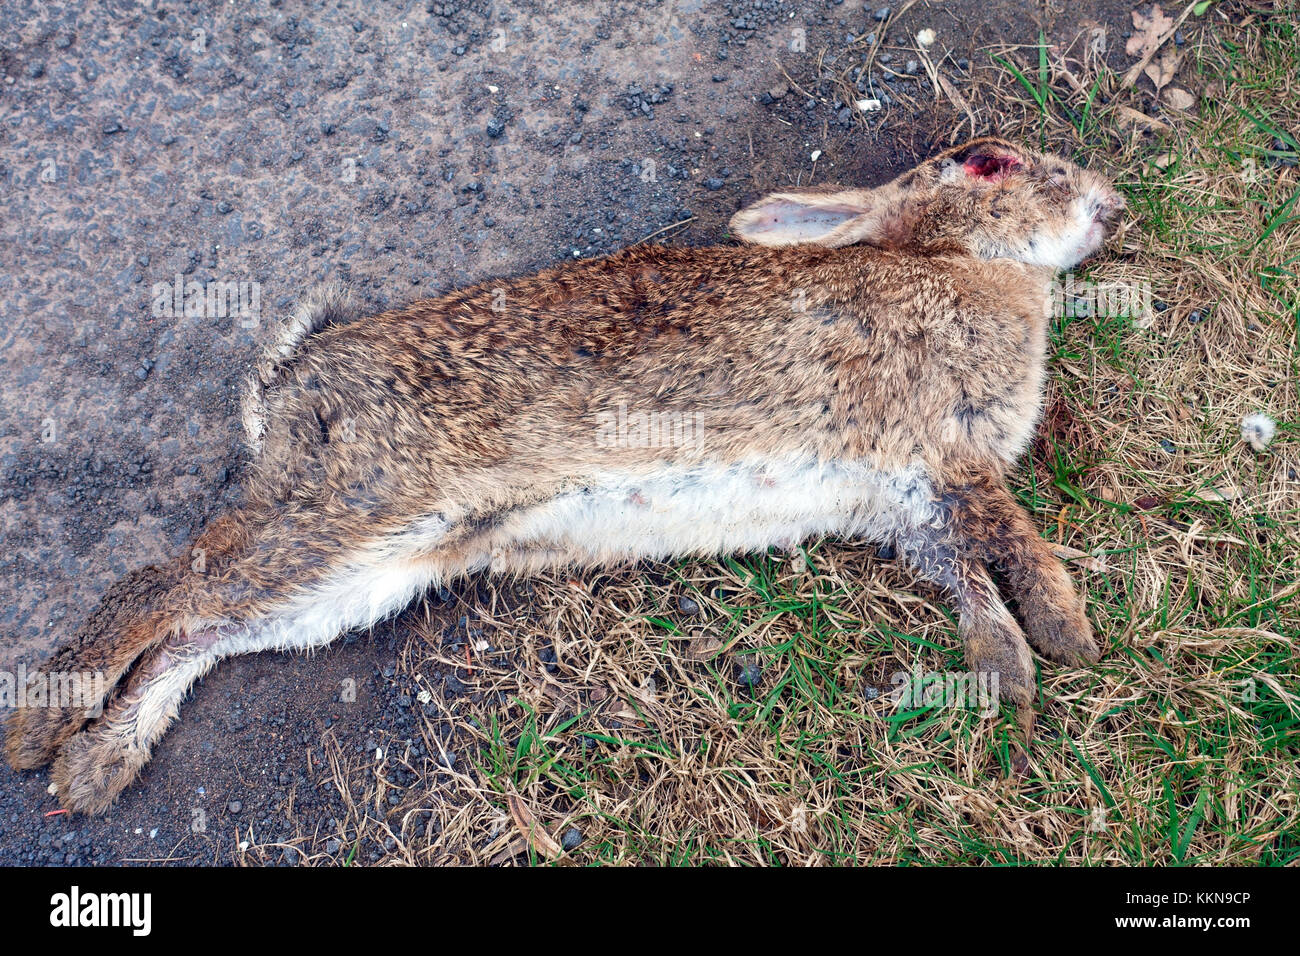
[964,154,1022,179]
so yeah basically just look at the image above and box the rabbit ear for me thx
[729,188,889,248]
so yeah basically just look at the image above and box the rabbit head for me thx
[730,136,1124,270]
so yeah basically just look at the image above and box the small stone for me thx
[228,800,242,813]
[737,661,763,688]
[677,595,700,615]
[703,177,724,191]
[873,7,891,21]
[561,827,582,851]
[1159,439,1177,454]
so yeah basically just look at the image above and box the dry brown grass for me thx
[266,11,1298,866]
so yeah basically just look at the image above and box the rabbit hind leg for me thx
[47,527,451,814]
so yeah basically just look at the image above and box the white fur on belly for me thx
[480,455,936,568]
[144,456,936,708]
[114,458,936,760]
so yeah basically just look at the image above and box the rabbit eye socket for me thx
[963,153,1022,179]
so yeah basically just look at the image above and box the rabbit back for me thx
[236,243,1050,581]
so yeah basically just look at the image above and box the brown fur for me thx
[5,137,1123,812]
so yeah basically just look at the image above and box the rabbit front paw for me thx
[959,609,1037,710]
[1021,595,1100,667]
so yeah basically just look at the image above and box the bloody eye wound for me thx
[964,154,1023,179]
